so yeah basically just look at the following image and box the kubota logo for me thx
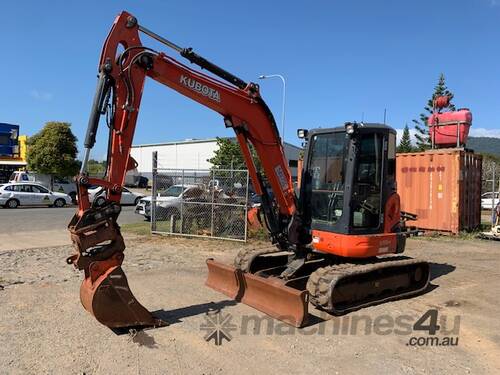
[180,75,221,102]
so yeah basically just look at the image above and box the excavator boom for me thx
[68,11,308,328]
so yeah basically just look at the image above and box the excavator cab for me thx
[303,123,395,233]
[299,123,405,257]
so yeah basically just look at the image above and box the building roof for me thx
[132,137,302,151]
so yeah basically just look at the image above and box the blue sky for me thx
[2,0,500,159]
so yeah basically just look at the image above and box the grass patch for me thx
[120,221,175,236]
[120,221,152,236]
[248,227,270,241]
[413,223,492,241]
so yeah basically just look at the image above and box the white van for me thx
[9,171,77,202]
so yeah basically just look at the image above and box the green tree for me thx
[397,124,414,153]
[207,137,261,172]
[27,122,80,184]
[413,73,456,151]
[87,159,106,176]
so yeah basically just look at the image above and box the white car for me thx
[89,186,144,207]
[135,184,205,220]
[481,192,499,210]
[0,182,72,208]
[9,171,77,202]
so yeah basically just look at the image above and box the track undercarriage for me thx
[206,247,430,327]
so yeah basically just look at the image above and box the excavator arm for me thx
[68,11,308,328]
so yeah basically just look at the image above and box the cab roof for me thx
[308,123,396,136]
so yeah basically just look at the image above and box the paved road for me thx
[0,206,144,250]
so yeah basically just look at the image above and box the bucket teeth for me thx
[206,259,308,327]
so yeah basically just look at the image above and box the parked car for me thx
[482,192,499,210]
[0,182,72,208]
[9,171,77,202]
[89,186,144,206]
[135,184,205,221]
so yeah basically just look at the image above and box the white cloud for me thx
[29,89,53,101]
[469,127,500,138]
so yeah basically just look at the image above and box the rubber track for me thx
[306,257,429,314]
[234,246,280,272]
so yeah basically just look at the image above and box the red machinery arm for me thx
[67,11,307,328]
[77,11,295,224]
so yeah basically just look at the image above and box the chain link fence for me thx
[482,159,499,214]
[150,152,249,241]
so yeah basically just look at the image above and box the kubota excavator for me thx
[67,11,430,329]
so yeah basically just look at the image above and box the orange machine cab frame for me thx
[299,124,405,258]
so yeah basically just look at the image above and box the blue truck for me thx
[0,123,19,157]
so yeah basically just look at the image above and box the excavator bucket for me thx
[80,257,164,328]
[68,205,165,329]
[206,259,309,327]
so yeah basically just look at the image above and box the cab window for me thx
[351,134,383,229]
[308,132,346,225]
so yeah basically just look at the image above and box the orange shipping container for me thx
[396,149,482,234]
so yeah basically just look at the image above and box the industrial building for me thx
[130,137,302,179]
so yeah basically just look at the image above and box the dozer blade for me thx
[206,259,309,327]
[80,261,164,328]
[206,259,241,299]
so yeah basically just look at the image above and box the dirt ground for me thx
[1,234,499,375]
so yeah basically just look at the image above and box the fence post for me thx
[151,151,158,232]
[244,169,249,242]
[493,165,497,217]
[180,169,184,233]
[210,169,215,236]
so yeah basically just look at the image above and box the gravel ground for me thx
[0,235,499,374]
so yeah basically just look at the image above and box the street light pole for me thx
[259,74,286,145]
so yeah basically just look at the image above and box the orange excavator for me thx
[68,11,430,329]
